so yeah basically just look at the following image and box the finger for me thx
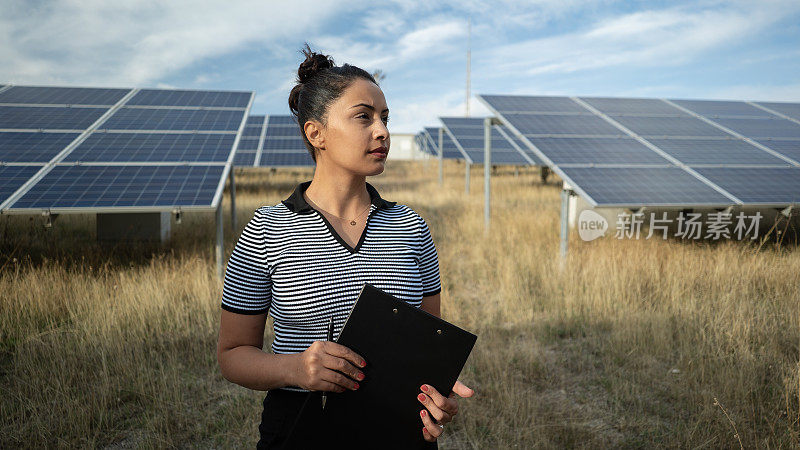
[452,380,475,398]
[420,409,443,439]
[417,392,452,424]
[322,342,367,369]
[322,354,365,383]
[422,426,436,442]
[421,384,458,416]
[320,368,360,391]
[315,380,346,393]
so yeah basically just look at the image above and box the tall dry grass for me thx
[1,160,798,448]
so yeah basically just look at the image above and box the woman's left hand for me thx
[417,380,474,442]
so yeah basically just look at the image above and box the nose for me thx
[374,119,389,142]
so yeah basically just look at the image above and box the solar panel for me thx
[527,137,669,165]
[671,99,774,118]
[646,138,789,166]
[712,118,800,139]
[755,102,800,121]
[126,89,252,108]
[692,167,800,205]
[1,131,80,162]
[0,86,130,106]
[0,166,42,205]
[64,132,236,162]
[755,139,800,162]
[245,115,265,126]
[0,106,108,130]
[613,115,731,138]
[234,151,257,166]
[256,115,313,167]
[441,117,531,165]
[480,95,586,113]
[580,97,686,116]
[100,108,245,131]
[10,165,225,209]
[504,113,622,136]
[236,137,260,151]
[560,167,733,207]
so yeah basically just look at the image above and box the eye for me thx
[382,116,390,124]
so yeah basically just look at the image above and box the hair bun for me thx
[297,43,334,84]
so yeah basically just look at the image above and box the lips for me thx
[368,146,388,157]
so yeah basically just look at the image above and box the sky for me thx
[1,0,799,133]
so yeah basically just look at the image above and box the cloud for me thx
[0,0,347,86]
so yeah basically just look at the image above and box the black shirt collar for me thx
[282,181,396,214]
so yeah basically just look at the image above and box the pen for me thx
[321,316,334,410]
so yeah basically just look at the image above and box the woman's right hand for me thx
[292,341,366,392]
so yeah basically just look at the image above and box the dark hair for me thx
[288,43,378,163]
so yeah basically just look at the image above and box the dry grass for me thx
[1,159,798,449]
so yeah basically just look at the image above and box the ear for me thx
[304,120,325,151]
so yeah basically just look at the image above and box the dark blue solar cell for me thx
[481,95,587,113]
[0,106,108,130]
[242,125,263,137]
[756,139,800,163]
[581,97,686,116]
[505,113,622,136]
[236,137,260,151]
[0,165,42,204]
[613,116,731,137]
[267,115,298,125]
[441,117,485,127]
[0,132,80,162]
[713,117,800,139]
[234,151,257,166]
[101,108,245,131]
[693,167,800,205]
[0,86,130,106]
[246,115,265,126]
[10,165,224,209]
[126,89,251,108]
[559,167,733,207]
[755,102,800,121]
[259,151,314,166]
[65,132,235,162]
[502,128,542,165]
[262,137,306,150]
[264,125,302,137]
[671,100,774,118]
[647,138,788,165]
[527,137,669,165]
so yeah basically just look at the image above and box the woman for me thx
[217,44,474,448]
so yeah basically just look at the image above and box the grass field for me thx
[1,159,798,448]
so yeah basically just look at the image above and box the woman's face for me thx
[309,78,390,177]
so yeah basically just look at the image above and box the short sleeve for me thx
[417,214,442,297]
[221,208,272,314]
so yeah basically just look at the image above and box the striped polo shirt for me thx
[221,180,442,361]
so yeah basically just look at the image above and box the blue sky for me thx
[2,0,799,133]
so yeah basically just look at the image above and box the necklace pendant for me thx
[350,220,357,226]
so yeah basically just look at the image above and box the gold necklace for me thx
[306,195,371,226]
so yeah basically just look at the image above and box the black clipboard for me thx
[284,283,477,449]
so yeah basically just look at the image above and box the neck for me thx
[305,162,370,218]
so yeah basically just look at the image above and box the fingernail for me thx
[420,410,426,417]
[421,385,429,392]
[360,360,366,367]
[354,383,360,390]
[357,372,365,380]
[418,393,426,402]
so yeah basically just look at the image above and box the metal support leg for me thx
[229,168,237,232]
[438,128,444,187]
[560,189,570,261]
[484,118,492,229]
[216,202,224,279]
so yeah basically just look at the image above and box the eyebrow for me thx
[350,103,389,113]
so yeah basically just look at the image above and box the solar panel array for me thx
[479,94,800,207]
[440,117,542,165]
[0,85,252,213]
[233,115,314,167]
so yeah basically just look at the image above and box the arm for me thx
[217,310,366,392]
[419,292,441,318]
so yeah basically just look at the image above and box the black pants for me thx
[255,389,438,449]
